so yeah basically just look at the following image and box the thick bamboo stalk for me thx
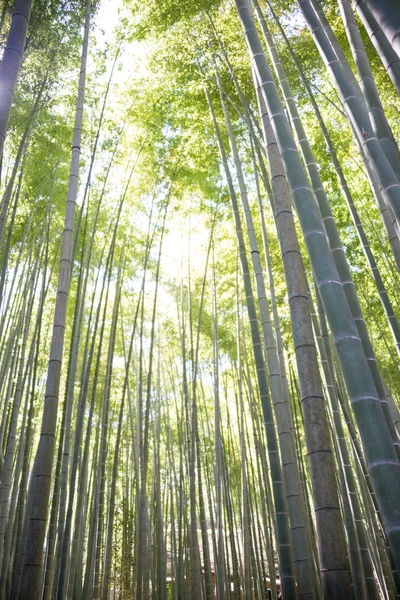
[19,3,91,596]
[299,0,400,235]
[338,0,400,179]
[217,70,315,599]
[267,3,400,359]
[206,84,298,599]
[0,0,32,168]
[310,284,380,599]
[234,0,400,579]
[254,81,350,598]
[352,0,400,96]
[360,0,400,58]
[257,0,400,444]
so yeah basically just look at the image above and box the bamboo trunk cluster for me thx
[0,0,398,598]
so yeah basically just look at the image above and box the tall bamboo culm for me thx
[0,0,32,170]
[235,0,400,579]
[19,2,91,597]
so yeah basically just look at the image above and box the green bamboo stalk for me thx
[299,0,400,233]
[206,84,297,599]
[235,0,400,581]
[19,3,91,595]
[236,300,252,600]
[308,0,400,252]
[217,69,315,599]
[102,296,126,598]
[0,223,44,575]
[266,0,400,361]
[0,0,32,169]
[338,0,400,179]
[253,61,350,599]
[310,284,380,599]
[257,0,400,447]
[352,0,400,96]
[360,1,400,58]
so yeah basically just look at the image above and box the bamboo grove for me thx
[1,0,400,598]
